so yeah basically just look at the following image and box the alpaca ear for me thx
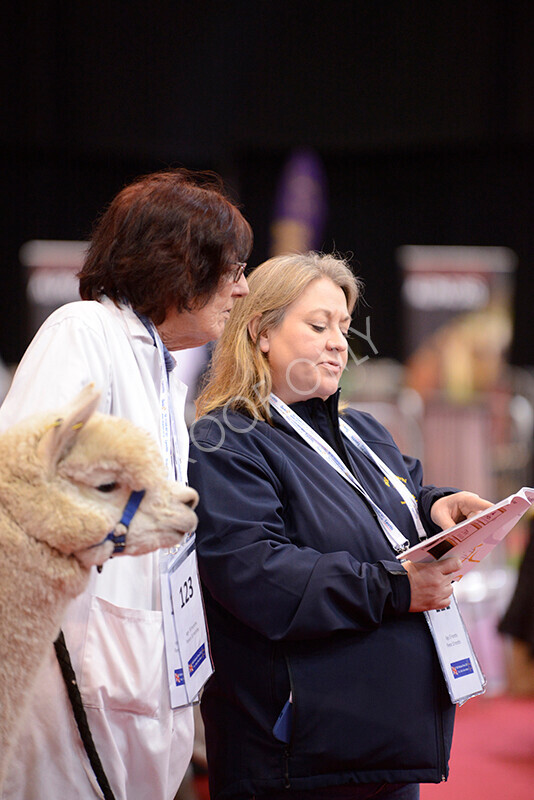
[37,384,101,473]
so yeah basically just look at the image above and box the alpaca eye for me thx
[97,482,118,493]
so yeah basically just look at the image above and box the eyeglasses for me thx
[227,262,247,283]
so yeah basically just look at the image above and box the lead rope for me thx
[53,489,146,800]
[54,630,117,800]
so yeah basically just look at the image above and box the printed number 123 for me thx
[179,576,194,608]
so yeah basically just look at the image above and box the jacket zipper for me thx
[319,404,382,526]
[284,747,291,789]
[283,655,295,789]
[439,719,447,783]
[435,659,447,782]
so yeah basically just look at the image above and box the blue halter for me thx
[91,489,146,555]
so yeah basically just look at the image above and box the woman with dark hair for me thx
[0,168,252,800]
[79,169,252,330]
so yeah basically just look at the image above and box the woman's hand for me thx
[403,558,462,612]
[430,491,493,531]
[403,492,494,612]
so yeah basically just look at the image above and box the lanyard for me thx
[270,394,426,553]
[147,321,211,707]
[148,322,185,485]
[338,418,427,541]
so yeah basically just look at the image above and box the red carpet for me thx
[192,694,534,800]
[421,694,534,800]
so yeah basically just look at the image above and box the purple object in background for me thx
[270,148,328,256]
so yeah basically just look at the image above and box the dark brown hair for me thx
[78,168,253,324]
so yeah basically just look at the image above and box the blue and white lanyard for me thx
[269,393,427,553]
[338,418,427,542]
[149,322,185,485]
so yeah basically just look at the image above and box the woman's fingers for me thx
[430,492,493,530]
[403,558,462,612]
[440,557,463,576]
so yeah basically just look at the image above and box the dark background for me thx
[1,1,533,366]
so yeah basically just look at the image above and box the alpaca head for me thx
[0,384,199,569]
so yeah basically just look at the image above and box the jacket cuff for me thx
[378,559,411,615]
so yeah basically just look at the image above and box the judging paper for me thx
[167,534,213,703]
[160,548,189,708]
[161,535,213,707]
[398,486,534,580]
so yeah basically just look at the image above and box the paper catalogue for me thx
[397,486,534,580]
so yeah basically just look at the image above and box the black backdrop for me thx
[1,1,533,365]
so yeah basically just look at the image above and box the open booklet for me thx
[397,486,534,580]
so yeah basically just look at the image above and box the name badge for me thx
[160,535,213,707]
[425,594,486,705]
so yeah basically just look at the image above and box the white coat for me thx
[0,299,194,800]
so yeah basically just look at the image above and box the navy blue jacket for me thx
[189,393,456,799]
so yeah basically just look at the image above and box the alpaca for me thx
[0,384,199,786]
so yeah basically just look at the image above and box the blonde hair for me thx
[196,252,361,423]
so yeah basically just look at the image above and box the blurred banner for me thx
[270,148,328,256]
[19,239,88,338]
[398,245,517,404]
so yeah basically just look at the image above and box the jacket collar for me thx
[282,390,341,430]
[99,296,157,346]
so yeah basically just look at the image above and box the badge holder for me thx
[160,534,213,708]
[425,593,486,706]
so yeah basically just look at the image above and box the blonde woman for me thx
[189,252,491,800]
